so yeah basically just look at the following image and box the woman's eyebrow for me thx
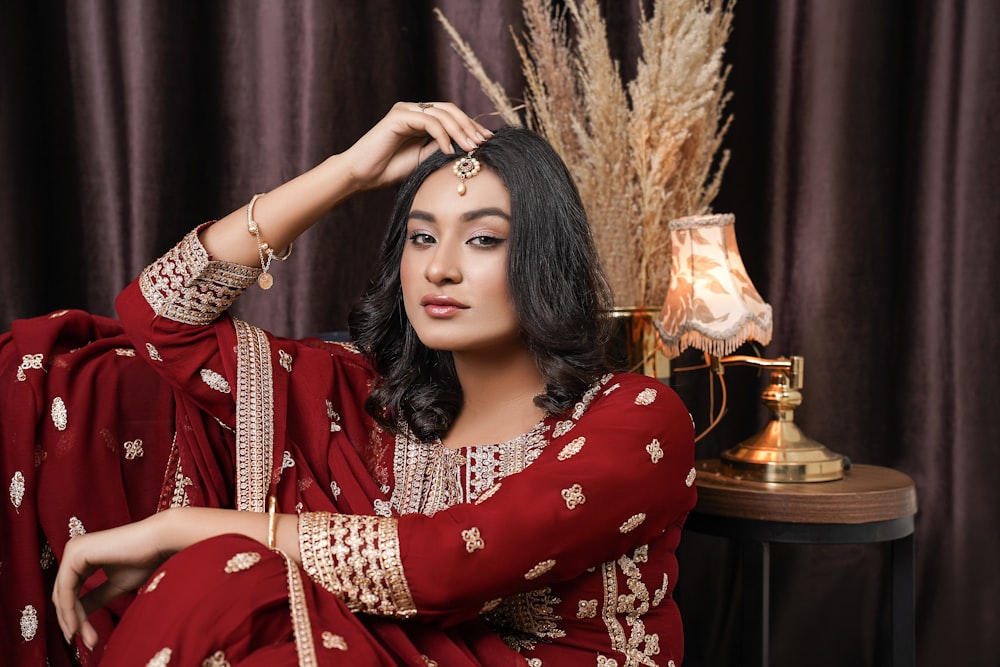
[407,207,511,223]
[460,207,510,222]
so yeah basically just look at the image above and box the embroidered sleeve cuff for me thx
[139,224,261,325]
[298,512,417,618]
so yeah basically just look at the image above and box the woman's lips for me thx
[420,296,468,318]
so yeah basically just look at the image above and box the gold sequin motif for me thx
[326,401,342,432]
[146,648,172,666]
[145,571,166,593]
[634,388,657,406]
[200,368,231,393]
[40,543,55,569]
[9,471,24,512]
[201,650,230,667]
[474,482,502,505]
[577,598,598,618]
[279,349,293,372]
[461,527,485,553]
[16,353,43,381]
[561,483,586,510]
[557,436,586,461]
[524,559,556,580]
[552,420,575,438]
[51,397,67,431]
[146,343,163,361]
[645,439,663,463]
[479,597,503,613]
[597,656,619,667]
[20,605,38,641]
[686,467,697,487]
[115,347,136,357]
[68,516,86,537]
[124,439,144,460]
[321,632,348,651]
[619,513,646,533]
[224,551,262,573]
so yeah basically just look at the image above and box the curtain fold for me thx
[2,1,996,665]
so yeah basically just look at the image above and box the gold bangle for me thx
[267,495,278,550]
[246,193,274,289]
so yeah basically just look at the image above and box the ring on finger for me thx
[417,102,435,112]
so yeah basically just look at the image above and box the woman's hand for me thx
[52,511,175,650]
[198,101,493,267]
[341,101,493,191]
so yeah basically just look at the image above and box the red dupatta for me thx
[0,309,523,665]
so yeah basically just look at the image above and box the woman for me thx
[5,103,695,665]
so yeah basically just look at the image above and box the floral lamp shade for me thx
[658,213,773,359]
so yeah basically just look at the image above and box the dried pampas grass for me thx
[435,0,734,306]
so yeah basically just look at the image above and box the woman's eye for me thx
[407,232,435,246]
[469,235,506,248]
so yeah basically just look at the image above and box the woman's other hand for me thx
[342,101,493,191]
[52,511,174,650]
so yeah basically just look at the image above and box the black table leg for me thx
[891,534,915,667]
[741,539,769,667]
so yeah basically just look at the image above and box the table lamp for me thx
[655,213,847,482]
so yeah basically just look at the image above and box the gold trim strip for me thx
[234,318,274,512]
[281,550,318,666]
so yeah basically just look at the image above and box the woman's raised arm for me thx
[199,102,492,267]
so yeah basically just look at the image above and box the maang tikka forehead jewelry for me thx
[452,151,481,196]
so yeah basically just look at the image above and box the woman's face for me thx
[400,163,522,355]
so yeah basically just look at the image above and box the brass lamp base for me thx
[720,420,847,482]
[717,357,847,483]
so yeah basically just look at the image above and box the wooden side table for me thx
[685,460,918,667]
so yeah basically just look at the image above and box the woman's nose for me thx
[424,244,462,284]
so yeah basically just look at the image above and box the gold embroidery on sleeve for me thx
[298,512,417,617]
[9,471,24,513]
[561,484,586,510]
[20,605,38,641]
[421,656,439,667]
[686,467,697,487]
[557,436,586,461]
[146,648,172,667]
[321,632,348,651]
[51,397,67,431]
[224,551,262,573]
[634,388,657,406]
[139,227,259,325]
[645,439,663,463]
[651,573,670,606]
[200,369,232,393]
[524,559,556,580]
[461,527,485,553]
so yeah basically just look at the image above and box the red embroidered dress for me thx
[1,227,696,666]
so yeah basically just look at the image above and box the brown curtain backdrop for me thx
[1,1,996,665]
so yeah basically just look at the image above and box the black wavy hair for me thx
[348,125,616,441]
